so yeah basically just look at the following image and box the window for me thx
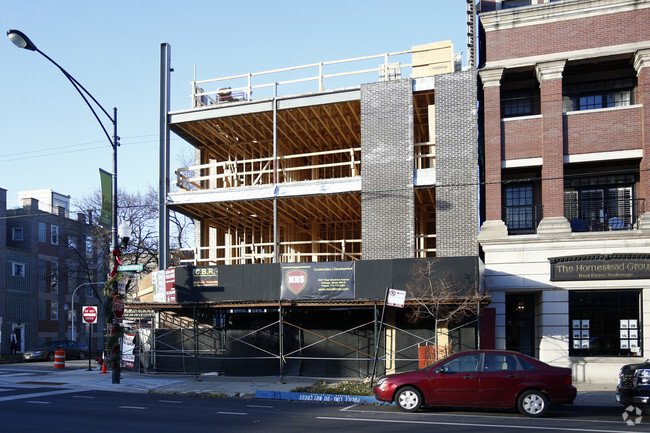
[38,222,46,243]
[563,78,633,112]
[502,0,531,8]
[502,89,535,117]
[12,262,25,277]
[11,228,23,241]
[51,301,58,321]
[569,290,641,357]
[50,262,59,293]
[39,260,47,292]
[565,173,636,232]
[51,225,59,245]
[441,354,480,373]
[39,300,47,321]
[504,185,537,234]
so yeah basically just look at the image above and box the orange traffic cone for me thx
[101,362,106,374]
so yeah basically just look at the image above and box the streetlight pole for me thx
[8,29,123,383]
[70,282,106,342]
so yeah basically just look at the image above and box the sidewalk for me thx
[0,360,619,408]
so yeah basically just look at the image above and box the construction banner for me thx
[281,262,355,300]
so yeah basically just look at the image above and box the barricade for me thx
[53,349,65,369]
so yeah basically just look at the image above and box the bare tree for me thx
[72,185,194,277]
[406,259,488,358]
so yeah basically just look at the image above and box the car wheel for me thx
[47,352,55,361]
[78,351,86,360]
[518,390,549,417]
[395,386,423,412]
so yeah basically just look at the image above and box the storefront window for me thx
[569,290,641,357]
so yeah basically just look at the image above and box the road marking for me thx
[0,389,78,402]
[218,411,248,416]
[119,406,147,410]
[26,401,51,404]
[316,416,634,433]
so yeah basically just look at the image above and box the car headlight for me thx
[634,369,650,386]
[376,378,387,386]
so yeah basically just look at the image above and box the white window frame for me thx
[11,262,25,277]
[12,227,23,241]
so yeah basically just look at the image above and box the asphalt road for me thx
[0,387,648,433]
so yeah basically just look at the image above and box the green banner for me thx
[99,169,112,228]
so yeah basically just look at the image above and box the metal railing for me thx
[565,197,645,232]
[191,50,415,107]
[503,204,543,235]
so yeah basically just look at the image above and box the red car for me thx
[373,350,576,417]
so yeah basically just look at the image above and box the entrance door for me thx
[506,294,536,357]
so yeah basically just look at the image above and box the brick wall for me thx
[540,77,564,218]
[360,79,415,260]
[566,107,643,154]
[485,8,650,63]
[503,117,543,160]
[435,71,480,256]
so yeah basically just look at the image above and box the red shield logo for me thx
[285,270,307,295]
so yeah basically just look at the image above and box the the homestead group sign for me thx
[550,254,650,281]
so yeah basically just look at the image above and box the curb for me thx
[255,390,383,405]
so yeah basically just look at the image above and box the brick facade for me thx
[360,79,415,260]
[435,70,480,256]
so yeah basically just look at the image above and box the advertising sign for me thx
[165,268,176,302]
[551,254,650,281]
[281,262,355,300]
[122,333,135,369]
[192,266,219,287]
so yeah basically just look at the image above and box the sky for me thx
[1,1,470,211]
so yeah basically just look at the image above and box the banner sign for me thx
[192,266,219,287]
[98,169,112,228]
[122,333,135,369]
[551,254,650,281]
[165,268,176,302]
[281,262,355,300]
[152,270,166,302]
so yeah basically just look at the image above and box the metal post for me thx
[370,287,390,388]
[272,82,279,263]
[159,43,172,271]
[279,301,284,383]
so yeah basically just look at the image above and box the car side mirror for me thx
[435,368,445,374]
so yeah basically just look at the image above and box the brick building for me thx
[146,40,484,376]
[477,0,650,381]
[0,188,102,356]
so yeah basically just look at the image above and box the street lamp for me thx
[8,29,122,383]
[70,282,106,342]
[7,29,120,262]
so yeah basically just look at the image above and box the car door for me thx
[479,353,529,407]
[427,353,481,406]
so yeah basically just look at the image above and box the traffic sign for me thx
[117,264,143,272]
[386,289,406,308]
[112,296,124,319]
[82,306,98,324]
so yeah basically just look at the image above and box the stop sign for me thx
[113,296,124,319]
[82,306,98,324]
